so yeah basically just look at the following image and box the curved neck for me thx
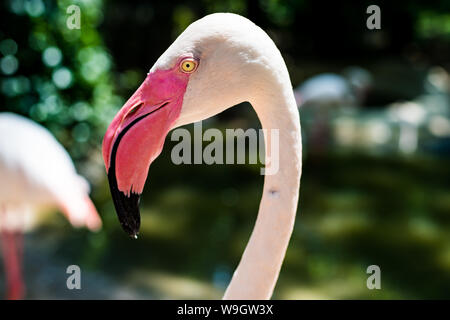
[223,76,302,299]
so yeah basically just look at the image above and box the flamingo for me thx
[0,112,102,299]
[294,67,372,108]
[294,68,372,153]
[102,13,302,299]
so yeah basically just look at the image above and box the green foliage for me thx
[0,0,122,162]
[417,12,450,38]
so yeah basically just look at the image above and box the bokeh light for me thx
[0,39,18,56]
[52,67,72,89]
[42,47,62,67]
[0,55,19,75]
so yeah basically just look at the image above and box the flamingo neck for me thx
[223,75,302,299]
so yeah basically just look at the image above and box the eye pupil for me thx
[181,59,197,73]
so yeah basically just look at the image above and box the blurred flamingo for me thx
[0,112,102,299]
[294,68,372,152]
[103,13,301,299]
[294,67,372,108]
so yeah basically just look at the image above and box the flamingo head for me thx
[102,13,277,237]
[102,58,194,237]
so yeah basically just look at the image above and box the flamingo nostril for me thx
[125,102,144,119]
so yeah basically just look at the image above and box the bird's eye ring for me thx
[180,59,198,73]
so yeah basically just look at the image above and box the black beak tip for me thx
[118,215,140,239]
[113,191,141,238]
[107,170,142,239]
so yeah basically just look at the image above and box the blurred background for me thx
[0,0,449,299]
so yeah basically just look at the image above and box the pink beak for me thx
[102,69,189,237]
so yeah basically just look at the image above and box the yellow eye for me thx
[180,59,197,73]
